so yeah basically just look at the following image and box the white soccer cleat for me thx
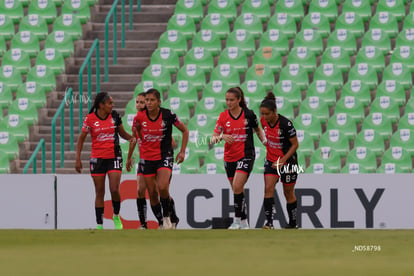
[228,219,241,230]
[162,217,173,229]
[240,219,249,230]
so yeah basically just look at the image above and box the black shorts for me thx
[224,157,254,179]
[264,159,298,185]
[90,157,123,176]
[138,156,174,176]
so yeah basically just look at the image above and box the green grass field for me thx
[0,229,413,275]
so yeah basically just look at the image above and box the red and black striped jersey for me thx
[132,108,180,160]
[214,108,258,162]
[260,114,297,163]
[81,110,122,159]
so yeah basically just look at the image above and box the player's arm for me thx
[254,127,267,145]
[75,131,87,173]
[118,124,136,143]
[174,122,189,164]
[274,136,299,168]
[126,130,138,172]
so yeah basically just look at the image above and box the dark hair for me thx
[145,88,161,101]
[260,92,277,112]
[137,92,146,97]
[89,92,111,114]
[226,87,247,109]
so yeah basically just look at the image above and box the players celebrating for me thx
[75,92,136,230]
[259,92,299,229]
[211,87,266,229]
[127,89,188,229]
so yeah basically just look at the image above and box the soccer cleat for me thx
[162,217,173,229]
[96,225,103,230]
[284,223,299,229]
[171,216,180,229]
[240,219,249,229]
[113,215,123,230]
[262,222,274,229]
[228,219,241,230]
[138,224,147,230]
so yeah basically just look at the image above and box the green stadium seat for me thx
[299,96,330,124]
[307,147,342,173]
[312,63,343,90]
[340,80,371,107]
[273,80,302,108]
[318,129,350,158]
[61,0,92,24]
[187,113,217,144]
[279,64,309,90]
[341,0,372,22]
[0,81,12,111]
[361,29,392,56]
[0,150,10,173]
[176,64,207,92]
[162,97,191,124]
[396,28,414,49]
[233,13,263,40]
[326,29,357,56]
[150,47,179,75]
[370,96,401,124]
[133,81,162,97]
[207,0,237,23]
[369,12,399,39]
[347,63,378,90]
[275,96,295,121]
[16,81,47,108]
[403,12,414,30]
[225,29,256,56]
[200,13,230,41]
[390,129,414,157]
[296,129,315,158]
[53,14,83,41]
[158,30,187,58]
[293,113,322,141]
[274,0,304,23]
[10,31,40,58]
[259,28,290,56]
[375,80,406,107]
[405,97,414,112]
[399,107,414,126]
[252,145,266,174]
[244,64,275,91]
[361,112,393,141]
[194,95,225,120]
[184,47,214,75]
[241,80,268,98]
[0,114,29,142]
[167,14,196,41]
[241,0,271,23]
[44,31,74,59]
[354,46,386,73]
[252,47,282,75]
[354,129,385,157]
[201,80,231,107]
[344,146,377,173]
[334,12,364,39]
[390,46,414,73]
[123,98,137,116]
[192,30,221,57]
[8,97,39,126]
[173,148,201,174]
[301,12,330,39]
[293,29,324,57]
[306,80,336,107]
[0,0,23,24]
[267,12,297,39]
[308,0,338,23]
[0,131,19,160]
[19,14,48,41]
[26,65,57,93]
[382,63,412,90]
[141,65,171,93]
[376,0,406,22]
[198,162,226,174]
[174,0,203,24]
[209,64,240,88]
[0,66,22,92]
[219,47,248,74]
[287,47,317,74]
[1,49,31,75]
[335,95,365,123]
[320,46,351,74]
[326,112,357,142]
[377,147,412,173]
[0,14,15,41]
[28,0,57,24]
[167,80,198,109]
[35,48,66,75]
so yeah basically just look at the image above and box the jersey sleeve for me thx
[284,118,297,138]
[81,114,91,133]
[112,110,122,126]
[214,112,224,134]
[169,109,181,126]
[131,113,139,134]
[247,109,259,129]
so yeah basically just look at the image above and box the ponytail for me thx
[260,92,277,112]
[226,87,247,109]
[89,91,110,114]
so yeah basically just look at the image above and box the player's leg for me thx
[282,171,298,229]
[108,169,123,230]
[156,167,173,229]
[137,174,148,229]
[144,174,163,228]
[231,171,250,229]
[92,175,106,229]
[263,174,279,229]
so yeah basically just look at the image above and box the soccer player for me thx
[259,92,299,229]
[75,92,136,230]
[211,87,266,229]
[127,89,188,229]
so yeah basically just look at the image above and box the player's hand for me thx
[75,159,82,173]
[128,136,137,144]
[222,134,235,144]
[175,151,185,164]
[125,158,132,172]
[272,157,286,170]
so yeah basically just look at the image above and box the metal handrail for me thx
[129,0,141,29]
[23,138,46,174]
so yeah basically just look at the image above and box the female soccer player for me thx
[126,93,179,229]
[259,92,299,229]
[211,87,266,229]
[75,92,136,230]
[127,89,188,229]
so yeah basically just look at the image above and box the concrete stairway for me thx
[15,0,177,173]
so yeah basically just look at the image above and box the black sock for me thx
[160,197,171,218]
[263,197,274,225]
[234,193,244,218]
[136,198,147,226]
[151,203,163,225]
[112,200,121,215]
[287,201,297,226]
[169,197,179,222]
[95,207,104,225]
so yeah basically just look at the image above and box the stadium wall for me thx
[0,174,412,229]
